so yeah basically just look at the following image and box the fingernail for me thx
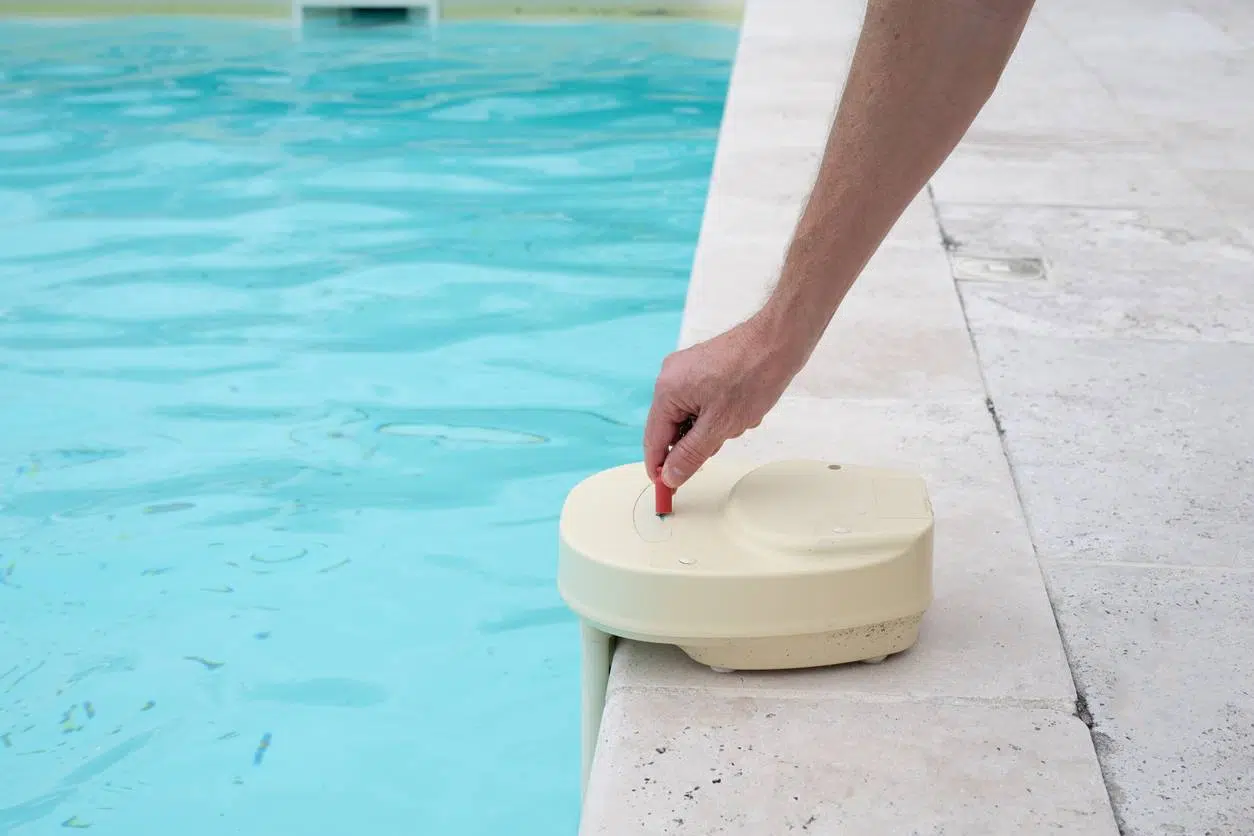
[662,464,684,489]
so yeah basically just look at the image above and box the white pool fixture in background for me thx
[293,0,440,27]
[558,458,935,796]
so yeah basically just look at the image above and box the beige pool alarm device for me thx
[558,457,934,793]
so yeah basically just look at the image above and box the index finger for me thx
[643,396,687,482]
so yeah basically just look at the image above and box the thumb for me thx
[662,416,721,489]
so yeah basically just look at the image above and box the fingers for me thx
[661,414,721,489]
[643,394,686,482]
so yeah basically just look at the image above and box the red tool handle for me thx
[654,480,674,516]
[653,415,694,517]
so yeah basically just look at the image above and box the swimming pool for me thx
[0,18,734,833]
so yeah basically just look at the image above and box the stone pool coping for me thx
[579,1,1122,832]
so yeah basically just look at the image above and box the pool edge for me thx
[576,0,1123,833]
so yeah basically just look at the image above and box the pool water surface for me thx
[0,18,734,834]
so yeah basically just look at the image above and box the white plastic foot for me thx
[709,665,735,674]
[862,655,888,665]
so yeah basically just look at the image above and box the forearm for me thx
[755,0,1034,364]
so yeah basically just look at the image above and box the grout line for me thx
[1046,559,1254,575]
[932,198,1212,212]
[925,186,1074,666]
[771,391,982,408]
[953,318,1254,348]
[952,324,1254,350]
[925,181,1128,835]
[606,681,1077,715]
[933,199,1213,213]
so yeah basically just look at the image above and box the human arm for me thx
[644,0,1036,489]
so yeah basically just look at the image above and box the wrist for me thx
[746,300,821,379]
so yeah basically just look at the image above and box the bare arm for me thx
[756,0,1035,368]
[645,0,1035,489]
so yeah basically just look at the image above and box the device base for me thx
[676,613,923,672]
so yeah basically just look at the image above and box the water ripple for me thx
[0,16,733,834]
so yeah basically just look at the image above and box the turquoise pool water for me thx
[0,18,734,833]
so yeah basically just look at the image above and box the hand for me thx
[643,315,804,490]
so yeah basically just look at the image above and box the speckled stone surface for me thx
[1044,565,1254,836]
[964,334,1254,570]
[585,690,1119,836]
[940,0,1254,831]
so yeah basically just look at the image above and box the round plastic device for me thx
[558,458,934,672]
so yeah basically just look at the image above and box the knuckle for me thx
[654,366,681,395]
[670,444,706,471]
